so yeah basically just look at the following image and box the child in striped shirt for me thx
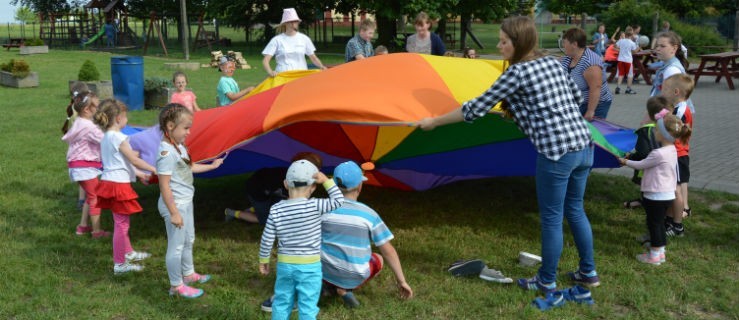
[258,159,344,320]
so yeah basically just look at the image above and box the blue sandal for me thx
[532,291,565,311]
[560,285,595,305]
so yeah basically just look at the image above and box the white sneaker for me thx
[114,262,144,275]
[125,250,151,262]
[479,266,513,283]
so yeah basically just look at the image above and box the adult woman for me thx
[405,12,446,56]
[262,8,327,77]
[592,24,607,56]
[418,16,599,293]
[562,28,613,120]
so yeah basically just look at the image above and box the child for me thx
[615,26,640,94]
[157,103,224,298]
[170,71,201,113]
[463,47,477,59]
[661,73,695,236]
[374,45,388,55]
[345,19,376,62]
[258,160,344,319]
[224,152,322,224]
[216,57,254,107]
[619,110,692,265]
[623,96,668,209]
[62,91,111,238]
[68,82,91,209]
[93,98,158,274]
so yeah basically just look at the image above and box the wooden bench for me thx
[3,38,24,50]
[688,51,739,90]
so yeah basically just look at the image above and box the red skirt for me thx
[96,180,142,215]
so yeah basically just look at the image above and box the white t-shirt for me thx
[262,32,317,72]
[616,38,638,63]
[156,141,194,205]
[100,131,136,183]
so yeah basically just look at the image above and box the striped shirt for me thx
[258,181,344,264]
[561,48,613,104]
[321,200,394,289]
[462,56,592,161]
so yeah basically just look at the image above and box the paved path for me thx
[594,75,739,195]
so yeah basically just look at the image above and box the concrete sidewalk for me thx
[594,76,739,195]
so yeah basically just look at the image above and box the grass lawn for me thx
[1,49,738,319]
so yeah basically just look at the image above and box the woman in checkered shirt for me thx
[418,16,600,294]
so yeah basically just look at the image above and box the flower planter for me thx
[68,80,114,99]
[145,87,176,109]
[1,70,39,88]
[20,45,49,55]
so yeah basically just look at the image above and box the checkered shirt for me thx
[462,56,592,161]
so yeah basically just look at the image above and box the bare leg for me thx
[79,203,90,227]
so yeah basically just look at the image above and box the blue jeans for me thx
[579,99,612,120]
[272,261,322,320]
[535,145,595,284]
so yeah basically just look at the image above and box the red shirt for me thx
[673,101,692,157]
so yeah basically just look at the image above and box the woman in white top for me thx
[262,8,327,77]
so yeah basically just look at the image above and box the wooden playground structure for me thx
[37,0,137,48]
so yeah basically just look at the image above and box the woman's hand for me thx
[170,213,183,228]
[583,110,595,121]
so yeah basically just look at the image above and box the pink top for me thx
[170,91,197,113]
[625,145,677,193]
[62,117,104,164]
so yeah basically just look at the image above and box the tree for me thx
[10,0,69,15]
[15,6,38,24]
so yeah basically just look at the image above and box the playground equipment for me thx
[37,0,138,48]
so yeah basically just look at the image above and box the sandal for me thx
[623,199,642,209]
[559,285,595,305]
[682,208,692,218]
[532,291,566,311]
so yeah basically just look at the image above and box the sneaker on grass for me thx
[261,295,297,313]
[567,269,601,287]
[479,266,513,283]
[125,250,151,262]
[517,275,556,294]
[447,259,485,277]
[114,262,144,275]
[169,284,204,298]
[666,224,684,237]
[184,273,211,284]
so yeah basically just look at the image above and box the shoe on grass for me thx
[517,275,556,294]
[125,250,151,262]
[224,208,237,222]
[636,252,665,265]
[169,284,204,298]
[184,273,211,284]
[666,224,684,237]
[448,259,485,277]
[479,266,513,283]
[260,295,297,313]
[341,291,360,308]
[76,225,92,235]
[568,269,601,287]
[114,262,144,275]
[532,291,566,311]
[91,230,112,239]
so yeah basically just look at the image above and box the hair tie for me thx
[656,118,675,143]
[654,108,670,120]
[82,95,89,104]
[72,91,79,97]
[66,117,71,120]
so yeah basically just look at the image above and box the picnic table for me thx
[3,38,24,50]
[688,51,739,90]
[606,50,655,85]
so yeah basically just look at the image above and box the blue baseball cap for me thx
[333,161,367,189]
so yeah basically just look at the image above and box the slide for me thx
[82,29,106,47]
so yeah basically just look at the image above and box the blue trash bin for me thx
[111,56,144,110]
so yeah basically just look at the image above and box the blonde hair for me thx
[414,12,431,27]
[500,16,542,64]
[359,19,376,31]
[93,98,128,131]
[664,73,694,99]
[661,113,692,144]
[375,45,388,54]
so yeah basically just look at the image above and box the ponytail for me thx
[61,99,74,134]
[93,111,109,130]
[676,123,692,144]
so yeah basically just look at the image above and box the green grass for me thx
[2,49,739,319]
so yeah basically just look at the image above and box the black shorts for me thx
[677,156,690,184]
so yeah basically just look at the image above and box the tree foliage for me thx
[14,6,38,24]
[10,0,69,15]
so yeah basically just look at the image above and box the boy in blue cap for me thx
[320,161,414,308]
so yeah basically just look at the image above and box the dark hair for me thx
[463,47,476,58]
[562,28,587,48]
[172,71,187,83]
[159,103,194,164]
[93,98,128,131]
[500,16,542,65]
[646,96,670,121]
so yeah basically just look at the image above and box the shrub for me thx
[144,76,170,93]
[1,59,31,78]
[599,0,727,56]
[24,38,44,46]
[78,60,100,81]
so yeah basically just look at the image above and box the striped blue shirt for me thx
[560,48,613,105]
[258,181,344,264]
[321,200,393,289]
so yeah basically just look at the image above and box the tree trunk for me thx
[436,19,446,43]
[460,14,471,49]
[377,15,398,51]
